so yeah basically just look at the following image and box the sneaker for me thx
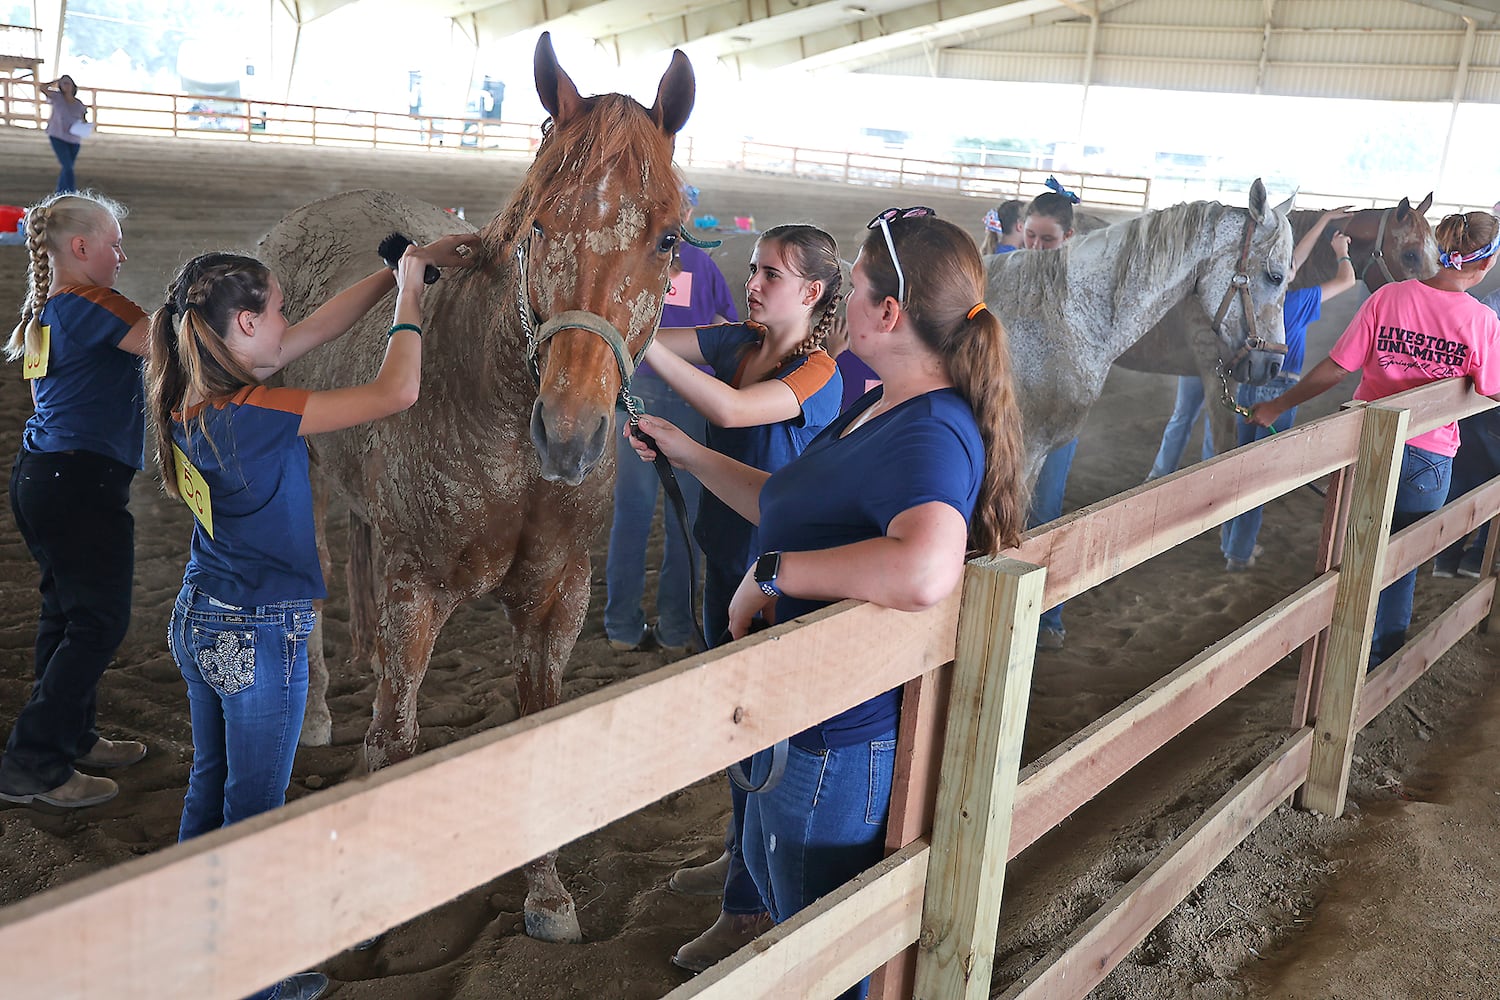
[1225,544,1265,573]
[1432,558,1460,579]
[75,737,147,769]
[607,623,654,652]
[0,770,118,808]
[1036,627,1066,652]
[271,972,329,1000]
[1458,549,1486,579]
[650,624,698,658]
[671,911,774,973]
[669,850,731,895]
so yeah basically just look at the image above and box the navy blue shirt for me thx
[174,385,326,606]
[24,285,146,468]
[693,323,842,574]
[759,387,984,748]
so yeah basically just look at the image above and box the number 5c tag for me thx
[172,444,214,538]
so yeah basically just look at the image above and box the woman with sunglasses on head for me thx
[642,224,844,972]
[1250,211,1500,668]
[632,206,1027,999]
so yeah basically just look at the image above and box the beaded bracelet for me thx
[388,323,422,338]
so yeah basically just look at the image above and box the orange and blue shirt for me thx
[173,385,325,606]
[24,285,146,468]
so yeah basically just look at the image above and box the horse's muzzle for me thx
[530,397,611,485]
[1233,350,1283,386]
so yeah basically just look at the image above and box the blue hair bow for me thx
[1045,175,1082,204]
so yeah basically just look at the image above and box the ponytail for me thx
[7,191,126,361]
[859,216,1028,554]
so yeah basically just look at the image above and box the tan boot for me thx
[75,737,147,769]
[669,849,731,895]
[0,770,117,808]
[671,910,773,973]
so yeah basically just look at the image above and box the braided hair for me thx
[755,224,842,361]
[6,191,126,361]
[146,252,271,498]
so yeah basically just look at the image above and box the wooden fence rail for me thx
[0,379,1495,999]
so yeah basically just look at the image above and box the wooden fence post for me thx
[1291,465,1353,727]
[913,556,1044,1000]
[1301,403,1407,818]
[1483,504,1500,634]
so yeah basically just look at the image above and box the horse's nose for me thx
[530,398,610,485]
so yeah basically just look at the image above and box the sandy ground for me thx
[1,129,1499,999]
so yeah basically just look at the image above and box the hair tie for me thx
[163,300,178,318]
[967,302,988,320]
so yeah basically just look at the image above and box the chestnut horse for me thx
[1115,195,1438,451]
[257,33,694,942]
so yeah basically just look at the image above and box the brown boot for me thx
[671,910,773,973]
[0,770,118,808]
[75,737,147,769]
[669,850,731,895]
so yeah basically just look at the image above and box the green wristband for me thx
[387,323,422,338]
[1337,256,1352,263]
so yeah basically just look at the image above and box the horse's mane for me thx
[1106,200,1227,310]
[484,94,678,253]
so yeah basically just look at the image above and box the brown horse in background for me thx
[1115,195,1438,450]
[258,33,694,943]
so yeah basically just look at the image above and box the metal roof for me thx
[278,1,1500,104]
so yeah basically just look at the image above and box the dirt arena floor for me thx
[2,128,1500,999]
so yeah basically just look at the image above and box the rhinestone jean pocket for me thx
[191,626,257,697]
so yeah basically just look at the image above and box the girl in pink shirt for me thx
[1251,211,1500,667]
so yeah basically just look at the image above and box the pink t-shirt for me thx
[1329,281,1500,456]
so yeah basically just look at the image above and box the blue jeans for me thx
[1029,438,1077,634]
[1146,376,1216,481]
[1221,377,1299,562]
[1438,410,1500,568]
[605,375,705,647]
[741,732,897,1000]
[171,583,316,843]
[1370,445,1453,666]
[49,137,79,193]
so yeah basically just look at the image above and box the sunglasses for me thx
[867,206,936,305]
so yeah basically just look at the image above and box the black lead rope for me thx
[628,416,788,794]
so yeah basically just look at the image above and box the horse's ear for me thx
[1417,192,1434,214]
[535,31,585,127]
[1396,196,1413,221]
[651,49,695,137]
[1272,192,1296,218]
[1248,178,1273,225]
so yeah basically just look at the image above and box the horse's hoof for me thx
[523,898,582,943]
[299,712,332,747]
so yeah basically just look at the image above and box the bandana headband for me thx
[1440,230,1500,270]
[984,208,1004,234]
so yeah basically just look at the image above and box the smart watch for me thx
[754,551,783,598]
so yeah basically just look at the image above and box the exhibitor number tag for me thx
[172,444,214,538]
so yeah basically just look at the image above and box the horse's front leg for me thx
[363,567,453,772]
[501,551,591,944]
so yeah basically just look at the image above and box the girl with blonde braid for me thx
[642,223,843,972]
[0,192,150,810]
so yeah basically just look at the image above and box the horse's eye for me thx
[657,232,680,254]
[1268,271,1285,286]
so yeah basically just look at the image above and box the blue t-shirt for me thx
[1282,286,1322,376]
[24,286,146,469]
[693,323,842,573]
[758,387,984,748]
[174,385,326,606]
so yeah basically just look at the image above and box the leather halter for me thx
[1212,211,1289,372]
[513,231,654,420]
[1358,207,1396,287]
